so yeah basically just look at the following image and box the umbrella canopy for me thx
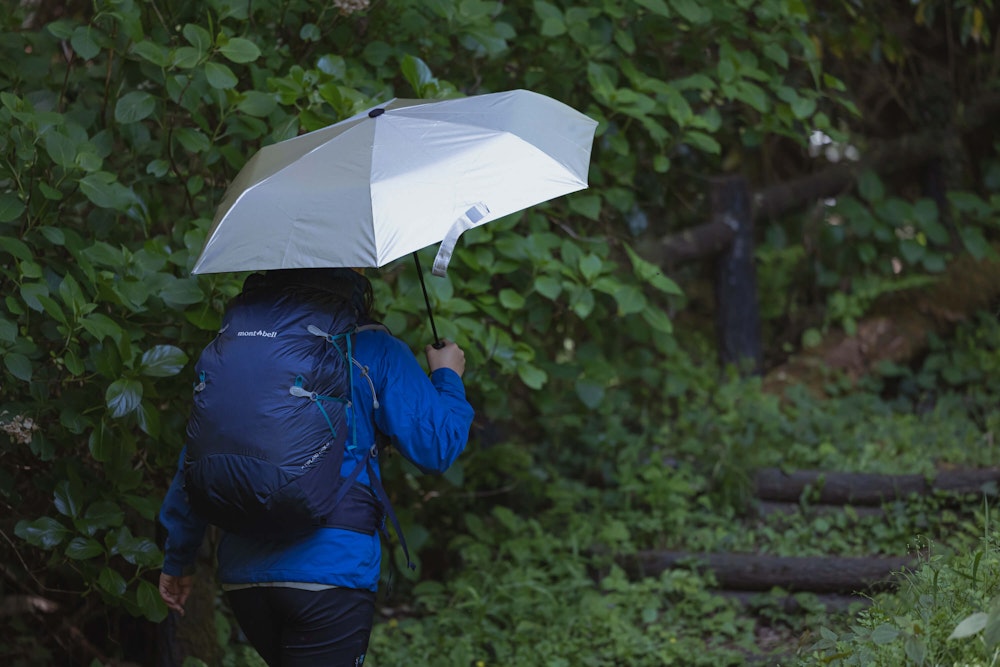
[191,89,598,276]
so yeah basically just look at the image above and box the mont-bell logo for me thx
[236,330,278,338]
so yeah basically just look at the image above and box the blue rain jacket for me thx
[159,328,474,591]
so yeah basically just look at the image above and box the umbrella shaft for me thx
[412,252,442,348]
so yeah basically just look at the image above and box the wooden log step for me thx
[623,551,917,594]
[754,468,1000,505]
[720,590,871,614]
[753,500,886,519]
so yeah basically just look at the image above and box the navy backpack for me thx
[182,268,385,541]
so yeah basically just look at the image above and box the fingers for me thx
[159,588,186,615]
[175,578,193,608]
[425,340,466,378]
[159,572,189,616]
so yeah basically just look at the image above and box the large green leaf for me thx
[498,289,525,310]
[4,352,32,382]
[0,235,32,260]
[139,345,189,377]
[400,55,437,95]
[0,317,15,343]
[634,0,671,17]
[53,480,84,518]
[238,91,278,117]
[218,37,260,63]
[517,363,547,389]
[131,40,170,67]
[80,500,125,536]
[43,130,77,168]
[574,378,605,408]
[579,254,603,282]
[669,0,712,23]
[65,537,105,560]
[15,516,70,549]
[112,530,163,568]
[625,245,683,295]
[613,285,647,315]
[80,313,124,343]
[182,23,212,52]
[137,400,162,438]
[70,25,101,60]
[159,277,205,306]
[0,193,26,222]
[114,92,156,123]
[105,378,143,418]
[642,307,673,333]
[137,580,168,622]
[534,275,562,300]
[205,62,238,89]
[97,567,127,597]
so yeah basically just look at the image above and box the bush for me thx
[799,526,1000,666]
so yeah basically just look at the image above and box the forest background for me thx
[2,0,1000,665]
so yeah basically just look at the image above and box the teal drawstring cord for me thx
[300,324,358,453]
[346,333,357,452]
[289,375,349,448]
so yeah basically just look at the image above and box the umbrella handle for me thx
[412,252,444,348]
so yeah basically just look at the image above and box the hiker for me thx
[157,267,474,667]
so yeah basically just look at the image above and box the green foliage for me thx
[755,171,997,345]
[370,502,756,667]
[0,0,998,663]
[800,527,1000,667]
[364,399,992,665]
[1,0,835,651]
[362,316,999,662]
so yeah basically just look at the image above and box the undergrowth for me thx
[197,313,1000,665]
[798,521,1000,666]
[364,313,998,666]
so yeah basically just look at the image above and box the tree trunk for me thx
[712,175,763,373]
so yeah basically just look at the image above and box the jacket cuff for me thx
[162,557,197,577]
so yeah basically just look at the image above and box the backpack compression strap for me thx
[305,323,415,570]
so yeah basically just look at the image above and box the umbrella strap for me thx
[432,203,490,277]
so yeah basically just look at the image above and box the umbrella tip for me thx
[368,108,385,118]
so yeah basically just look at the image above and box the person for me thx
[157,267,474,667]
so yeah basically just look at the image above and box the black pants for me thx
[226,586,376,667]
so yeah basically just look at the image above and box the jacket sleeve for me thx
[158,447,208,576]
[373,335,474,473]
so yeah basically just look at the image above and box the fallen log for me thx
[623,551,916,594]
[753,500,885,519]
[720,590,871,615]
[755,468,1000,505]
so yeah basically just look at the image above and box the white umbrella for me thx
[191,89,598,279]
